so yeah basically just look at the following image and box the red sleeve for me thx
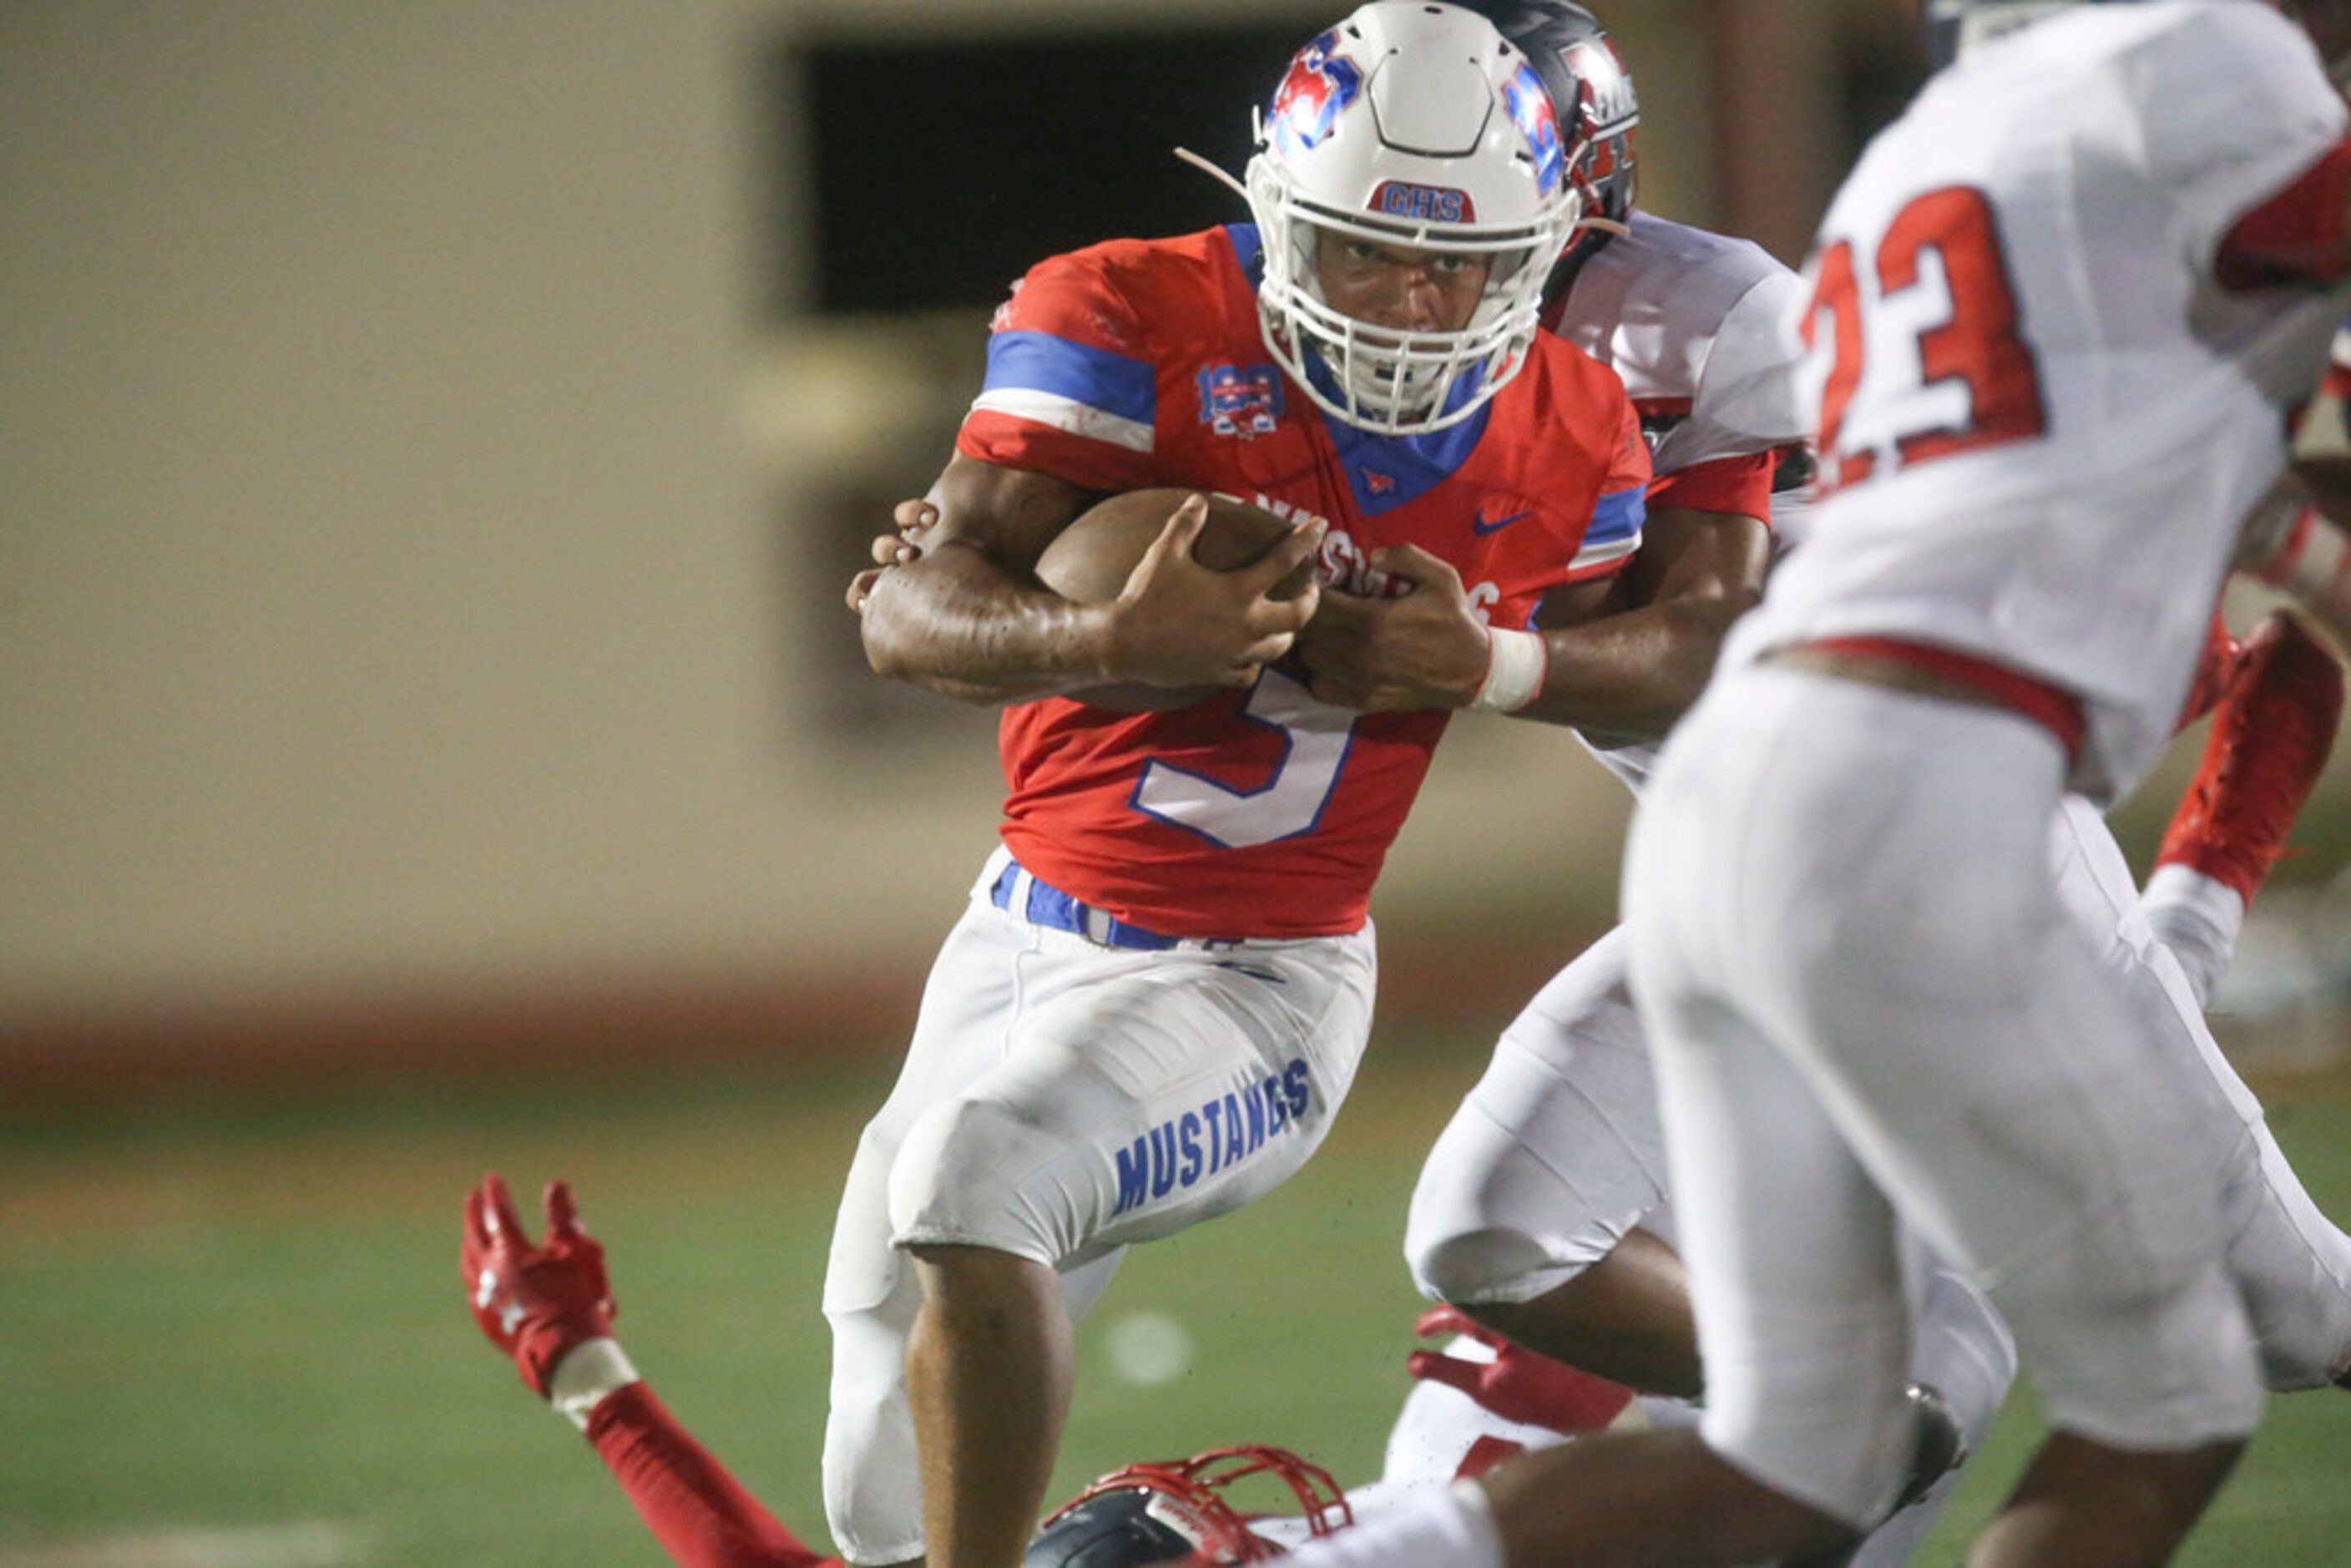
[1555,389,1654,586]
[585,1383,841,1568]
[954,250,1163,493]
[2217,136,2351,291]
[1646,449,1775,521]
[1609,392,1654,498]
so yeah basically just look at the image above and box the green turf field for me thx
[4,1041,2350,1565]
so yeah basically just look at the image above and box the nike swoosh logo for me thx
[1473,509,1534,535]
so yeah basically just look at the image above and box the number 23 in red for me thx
[1802,185,2048,491]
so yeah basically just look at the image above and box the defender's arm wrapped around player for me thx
[1290,488,1767,737]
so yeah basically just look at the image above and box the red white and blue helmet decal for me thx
[1267,31,1365,158]
[1500,63,1566,196]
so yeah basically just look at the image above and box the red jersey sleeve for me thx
[956,250,1165,493]
[1560,392,1653,583]
[1646,448,1776,520]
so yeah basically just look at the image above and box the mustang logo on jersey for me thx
[1112,1059,1312,1216]
[1198,362,1283,438]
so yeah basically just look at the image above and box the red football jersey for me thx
[961,225,1649,937]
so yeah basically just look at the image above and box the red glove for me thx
[1405,1306,1635,1434]
[462,1171,617,1397]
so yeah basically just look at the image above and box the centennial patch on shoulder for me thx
[1196,362,1284,438]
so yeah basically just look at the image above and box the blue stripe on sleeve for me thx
[984,331,1157,425]
[1586,484,1646,544]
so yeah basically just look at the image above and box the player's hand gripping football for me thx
[845,498,942,613]
[1295,544,1491,711]
[462,1171,618,1397]
[1406,1306,1635,1434]
[1102,494,1322,692]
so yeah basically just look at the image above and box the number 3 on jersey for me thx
[1134,670,1356,848]
[1802,184,2048,493]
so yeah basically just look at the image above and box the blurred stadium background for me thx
[5,2,2350,1563]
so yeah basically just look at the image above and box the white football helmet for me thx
[1242,2,1588,434]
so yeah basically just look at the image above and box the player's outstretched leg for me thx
[906,1243,1074,1568]
[2143,610,2345,1006]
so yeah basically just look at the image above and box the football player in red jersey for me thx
[816,3,1763,1561]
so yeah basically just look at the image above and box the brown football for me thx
[1032,488,1317,711]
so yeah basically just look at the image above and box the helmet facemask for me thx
[1238,5,1590,436]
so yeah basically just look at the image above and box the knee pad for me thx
[887,1094,1073,1265]
[1995,1259,2263,1448]
[1406,1222,1569,1306]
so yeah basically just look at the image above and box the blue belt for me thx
[988,859,1187,951]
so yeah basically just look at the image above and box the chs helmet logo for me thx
[1372,181,1474,222]
[1267,32,1364,158]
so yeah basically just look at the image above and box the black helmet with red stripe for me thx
[1450,3,1638,312]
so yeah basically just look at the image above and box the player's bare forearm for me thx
[859,540,1120,704]
[1519,589,1757,738]
[853,454,1113,704]
[1292,508,1764,725]
[1514,504,1767,736]
[857,462,1321,705]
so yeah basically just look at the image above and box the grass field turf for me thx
[4,1040,2350,1565]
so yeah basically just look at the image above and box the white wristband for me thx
[548,1337,641,1431]
[1469,626,1549,713]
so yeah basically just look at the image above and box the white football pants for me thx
[1625,666,2263,1527]
[819,848,1376,1563]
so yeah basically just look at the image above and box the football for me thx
[1033,488,1317,711]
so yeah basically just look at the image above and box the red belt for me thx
[1791,635,2086,764]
